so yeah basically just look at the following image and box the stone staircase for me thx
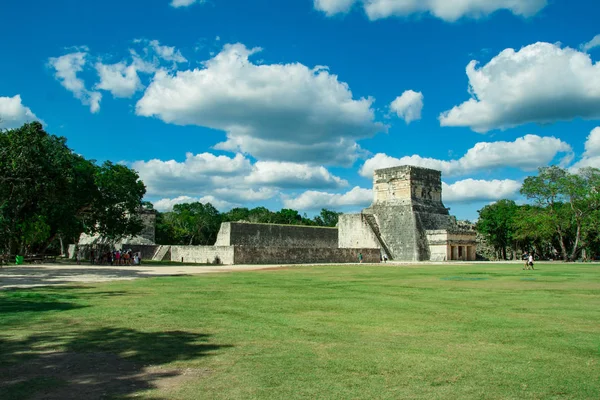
[152,245,171,261]
[363,214,394,260]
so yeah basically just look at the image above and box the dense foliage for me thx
[0,122,146,255]
[477,166,600,261]
[155,205,342,246]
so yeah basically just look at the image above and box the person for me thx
[383,254,388,263]
[358,252,363,263]
[528,253,535,270]
[523,252,529,270]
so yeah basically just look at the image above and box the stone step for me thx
[363,214,394,261]
[152,245,171,261]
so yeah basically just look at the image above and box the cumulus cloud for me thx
[132,152,347,209]
[0,95,40,129]
[314,0,547,21]
[390,90,423,124]
[443,179,521,203]
[283,186,373,211]
[148,40,187,64]
[95,62,143,98]
[570,127,600,170]
[360,134,573,178]
[440,42,600,133]
[154,195,235,212]
[132,152,253,196]
[170,0,204,8]
[136,43,384,165]
[246,162,348,189]
[581,34,600,53]
[48,51,102,113]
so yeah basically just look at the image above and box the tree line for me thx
[154,203,341,246]
[0,122,145,255]
[476,166,600,261]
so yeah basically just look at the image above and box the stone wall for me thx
[170,245,234,265]
[364,204,423,261]
[337,214,380,249]
[215,222,338,248]
[233,247,381,265]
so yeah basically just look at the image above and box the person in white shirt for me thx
[528,254,535,270]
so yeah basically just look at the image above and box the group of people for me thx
[77,248,142,266]
[523,252,535,270]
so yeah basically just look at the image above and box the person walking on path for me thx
[358,253,363,263]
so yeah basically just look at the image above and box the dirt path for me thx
[0,263,297,290]
[0,261,530,290]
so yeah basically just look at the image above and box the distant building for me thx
[338,166,477,261]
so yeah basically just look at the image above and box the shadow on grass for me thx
[0,328,231,399]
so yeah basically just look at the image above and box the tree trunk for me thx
[569,222,582,261]
[59,235,65,256]
[557,231,568,261]
[502,246,507,260]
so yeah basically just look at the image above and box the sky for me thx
[1,0,600,221]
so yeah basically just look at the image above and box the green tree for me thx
[169,202,222,245]
[476,200,519,259]
[0,122,146,255]
[313,209,342,227]
[520,166,600,261]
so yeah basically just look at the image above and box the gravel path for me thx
[0,260,529,290]
[0,263,296,290]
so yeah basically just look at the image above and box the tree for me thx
[520,166,600,261]
[168,202,222,245]
[313,209,342,227]
[0,122,146,255]
[476,200,518,259]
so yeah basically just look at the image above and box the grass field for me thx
[1,263,599,399]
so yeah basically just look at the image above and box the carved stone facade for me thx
[339,165,476,262]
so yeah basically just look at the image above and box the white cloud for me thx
[48,52,102,113]
[136,43,384,165]
[148,40,187,63]
[170,0,204,8]
[132,152,253,196]
[390,90,423,124]
[439,42,600,133]
[154,195,235,212]
[442,179,521,203]
[246,162,348,189]
[314,0,547,21]
[0,95,40,129]
[283,186,373,211]
[95,62,143,98]
[570,127,600,170]
[581,34,600,52]
[360,134,572,178]
[133,152,347,209]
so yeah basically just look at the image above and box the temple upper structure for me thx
[338,165,477,261]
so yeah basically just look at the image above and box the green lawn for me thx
[1,263,599,399]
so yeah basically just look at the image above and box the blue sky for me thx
[2,0,600,221]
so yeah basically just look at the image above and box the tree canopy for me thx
[477,166,600,261]
[0,122,146,255]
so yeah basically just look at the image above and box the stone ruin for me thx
[339,165,477,261]
[72,165,476,264]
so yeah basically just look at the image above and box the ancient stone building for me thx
[72,166,475,264]
[338,165,477,261]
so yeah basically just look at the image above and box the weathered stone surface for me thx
[344,165,477,262]
[170,245,234,265]
[215,222,338,248]
[233,247,380,265]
